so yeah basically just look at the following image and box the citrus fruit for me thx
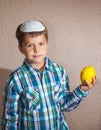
[80,66,96,85]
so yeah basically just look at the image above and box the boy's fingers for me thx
[85,76,96,88]
[92,76,96,86]
[81,76,96,91]
[93,76,96,82]
[85,80,93,89]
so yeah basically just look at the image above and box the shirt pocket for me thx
[53,84,62,102]
[20,87,40,111]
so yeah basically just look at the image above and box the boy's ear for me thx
[18,45,24,54]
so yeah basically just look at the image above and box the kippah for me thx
[20,20,45,32]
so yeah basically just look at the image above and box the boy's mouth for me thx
[33,55,42,58]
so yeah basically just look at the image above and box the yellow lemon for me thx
[80,66,96,85]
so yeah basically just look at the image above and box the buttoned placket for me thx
[37,69,52,129]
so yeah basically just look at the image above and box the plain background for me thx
[0,0,101,130]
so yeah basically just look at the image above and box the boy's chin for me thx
[28,59,45,65]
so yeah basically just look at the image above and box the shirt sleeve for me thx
[2,77,19,130]
[58,66,90,112]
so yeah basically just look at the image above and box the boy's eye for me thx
[26,44,34,48]
[39,43,45,46]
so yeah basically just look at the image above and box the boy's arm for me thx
[2,79,19,130]
[59,67,90,112]
[61,86,89,111]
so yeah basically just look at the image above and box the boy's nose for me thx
[34,46,39,53]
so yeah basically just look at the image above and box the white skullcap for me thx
[20,20,45,32]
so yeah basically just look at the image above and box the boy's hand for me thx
[80,76,96,92]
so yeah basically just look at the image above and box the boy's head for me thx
[16,20,48,70]
[16,20,48,46]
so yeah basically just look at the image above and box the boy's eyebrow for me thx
[23,42,34,45]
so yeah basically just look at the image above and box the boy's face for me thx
[19,34,48,69]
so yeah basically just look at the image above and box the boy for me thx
[2,20,96,130]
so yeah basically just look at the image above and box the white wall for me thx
[0,0,101,129]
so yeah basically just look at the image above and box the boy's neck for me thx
[32,61,46,72]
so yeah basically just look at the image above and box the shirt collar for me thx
[23,57,53,73]
[45,57,53,71]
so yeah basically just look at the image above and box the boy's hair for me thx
[16,22,48,46]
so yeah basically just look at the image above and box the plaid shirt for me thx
[2,57,89,130]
